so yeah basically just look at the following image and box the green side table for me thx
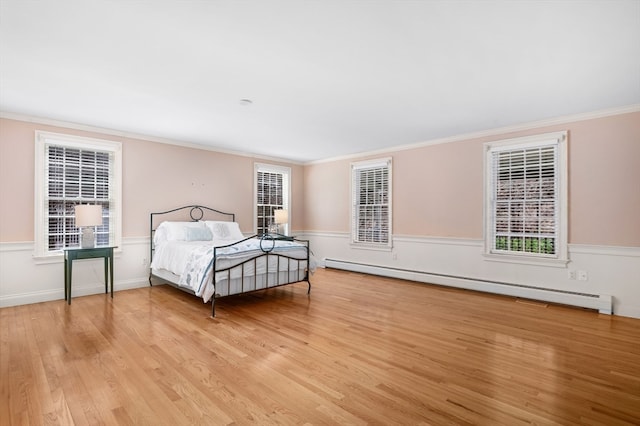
[64,246,116,304]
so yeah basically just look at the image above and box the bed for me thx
[148,205,311,317]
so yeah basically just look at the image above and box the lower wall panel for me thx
[0,237,151,307]
[301,232,640,319]
[2,234,639,319]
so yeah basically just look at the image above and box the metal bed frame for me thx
[149,205,311,317]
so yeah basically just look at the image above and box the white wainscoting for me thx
[300,231,640,319]
[2,234,639,318]
[0,237,153,307]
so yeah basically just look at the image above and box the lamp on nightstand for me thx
[274,209,288,235]
[75,204,103,248]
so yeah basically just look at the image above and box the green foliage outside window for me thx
[495,236,555,255]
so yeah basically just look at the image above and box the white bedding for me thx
[151,237,310,303]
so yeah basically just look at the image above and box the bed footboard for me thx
[210,234,311,317]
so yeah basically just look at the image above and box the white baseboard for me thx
[0,288,62,307]
[325,259,612,314]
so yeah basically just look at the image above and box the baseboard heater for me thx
[324,259,612,315]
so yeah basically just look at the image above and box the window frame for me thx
[254,163,291,236]
[34,131,122,259]
[350,157,393,250]
[483,131,568,266]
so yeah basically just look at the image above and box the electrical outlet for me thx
[392,253,398,260]
[142,258,147,266]
[568,270,576,280]
[577,270,588,281]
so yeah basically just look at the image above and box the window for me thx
[35,131,122,257]
[351,157,392,248]
[254,163,290,236]
[484,131,567,264]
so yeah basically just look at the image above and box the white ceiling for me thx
[1,1,639,163]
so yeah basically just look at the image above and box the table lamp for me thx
[274,209,288,235]
[75,204,102,248]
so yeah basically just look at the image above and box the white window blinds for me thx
[255,163,290,236]
[485,131,567,262]
[351,158,392,247]
[46,145,113,250]
[492,145,557,254]
[35,131,122,256]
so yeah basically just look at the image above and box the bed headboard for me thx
[149,205,235,265]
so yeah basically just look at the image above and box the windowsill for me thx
[350,242,393,252]
[33,246,123,265]
[483,252,569,268]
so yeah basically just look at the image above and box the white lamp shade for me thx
[274,209,288,224]
[75,204,103,227]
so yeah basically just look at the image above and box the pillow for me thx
[184,226,213,241]
[153,225,169,246]
[155,221,207,244]
[205,221,245,241]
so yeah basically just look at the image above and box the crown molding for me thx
[0,111,304,165]
[305,104,640,165]
[2,104,637,167]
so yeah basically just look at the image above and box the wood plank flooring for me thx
[1,268,639,425]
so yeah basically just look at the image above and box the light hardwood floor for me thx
[1,268,639,425]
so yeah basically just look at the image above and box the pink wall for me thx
[1,111,638,246]
[393,139,484,238]
[0,119,36,241]
[567,113,640,245]
[303,111,640,247]
[303,158,351,234]
[0,118,304,241]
